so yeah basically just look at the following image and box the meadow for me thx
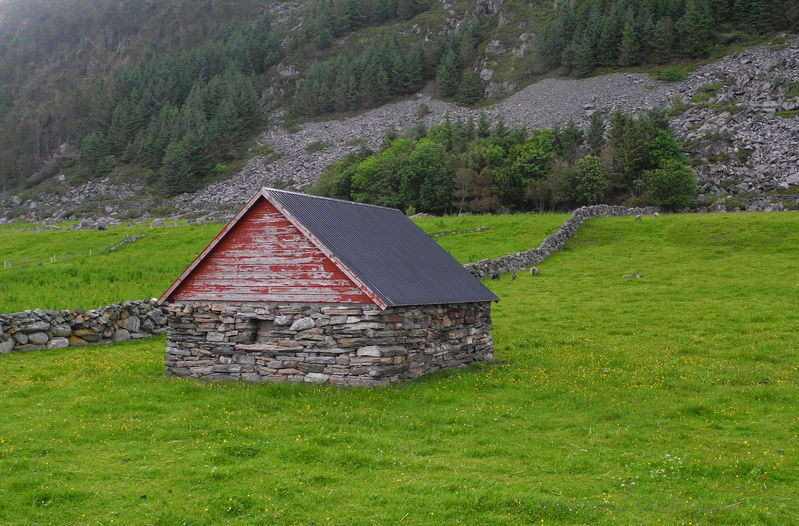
[1,211,798,524]
[0,213,568,312]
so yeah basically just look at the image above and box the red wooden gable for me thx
[164,197,373,305]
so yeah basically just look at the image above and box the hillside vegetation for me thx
[311,108,696,213]
[0,211,797,524]
[0,0,796,197]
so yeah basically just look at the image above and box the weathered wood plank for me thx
[188,275,357,287]
[171,198,372,304]
[175,291,371,303]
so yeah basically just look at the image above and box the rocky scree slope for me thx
[177,37,799,214]
[2,37,798,223]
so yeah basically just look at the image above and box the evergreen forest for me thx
[73,15,279,196]
[540,0,797,75]
[0,0,795,196]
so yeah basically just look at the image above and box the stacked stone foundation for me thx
[165,302,494,387]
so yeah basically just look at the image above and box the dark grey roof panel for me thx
[267,189,498,307]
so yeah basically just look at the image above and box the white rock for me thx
[47,337,70,349]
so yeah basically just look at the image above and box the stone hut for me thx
[159,188,498,386]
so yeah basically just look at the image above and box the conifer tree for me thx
[435,49,460,97]
[574,33,595,77]
[650,18,671,64]
[586,111,606,156]
[360,53,389,107]
[596,16,621,67]
[560,39,578,75]
[139,103,179,168]
[677,0,712,58]
[539,21,565,70]
[477,113,491,138]
[617,22,639,67]
[404,43,424,93]
[456,69,482,106]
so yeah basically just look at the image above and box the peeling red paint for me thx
[167,198,374,305]
[268,196,389,310]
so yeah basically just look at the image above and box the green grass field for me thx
[1,212,798,524]
[0,214,567,312]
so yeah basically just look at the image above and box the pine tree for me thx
[139,103,179,168]
[636,13,657,64]
[651,18,671,64]
[539,20,565,70]
[162,129,210,196]
[617,22,639,67]
[586,111,606,156]
[404,43,424,93]
[333,66,350,113]
[560,39,578,75]
[360,53,389,107]
[677,0,712,58]
[477,113,491,138]
[574,33,595,77]
[596,16,621,67]
[331,0,352,36]
[435,49,459,97]
[456,69,482,106]
[346,61,361,110]
[79,130,111,175]
[397,0,416,19]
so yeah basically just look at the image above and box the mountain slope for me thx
[177,37,799,214]
[0,0,797,219]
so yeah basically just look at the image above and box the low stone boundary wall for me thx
[465,204,658,279]
[166,302,494,387]
[1,205,655,355]
[0,300,167,354]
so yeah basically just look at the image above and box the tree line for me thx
[291,20,487,116]
[310,109,696,213]
[288,0,431,51]
[540,0,797,76]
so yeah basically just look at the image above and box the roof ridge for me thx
[263,187,401,212]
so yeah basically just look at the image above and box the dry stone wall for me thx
[465,204,658,279]
[0,300,166,354]
[165,302,494,387]
[1,205,649,357]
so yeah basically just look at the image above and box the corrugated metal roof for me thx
[266,188,498,307]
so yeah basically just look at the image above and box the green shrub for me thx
[417,103,431,119]
[305,141,331,154]
[691,83,726,103]
[642,160,697,210]
[667,94,690,116]
[656,66,687,81]
[567,155,609,205]
[215,163,230,176]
